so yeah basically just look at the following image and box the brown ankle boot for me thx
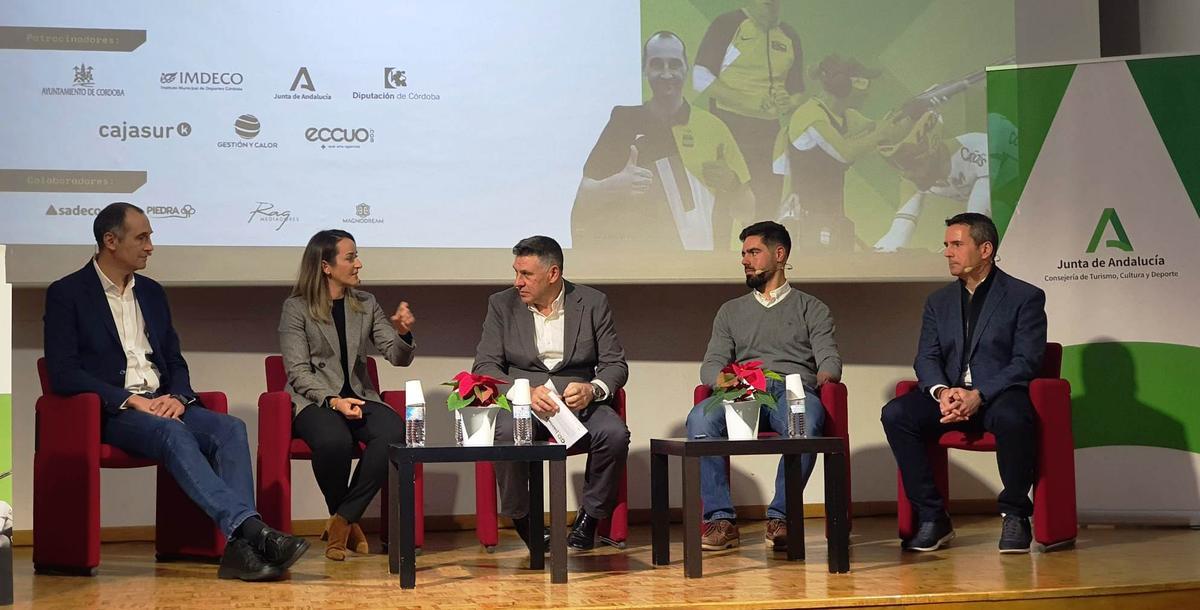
[348,523,370,554]
[325,515,351,561]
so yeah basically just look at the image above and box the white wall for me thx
[1141,0,1200,54]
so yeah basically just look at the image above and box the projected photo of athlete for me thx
[571,31,754,251]
[693,0,805,220]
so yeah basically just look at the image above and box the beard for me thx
[745,269,770,290]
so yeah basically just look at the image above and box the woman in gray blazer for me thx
[279,229,416,561]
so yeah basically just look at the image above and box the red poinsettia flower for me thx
[452,371,505,400]
[701,360,784,414]
[444,371,512,411]
[728,360,767,392]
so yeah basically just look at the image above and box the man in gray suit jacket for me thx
[473,236,629,551]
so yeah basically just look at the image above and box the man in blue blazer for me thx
[881,213,1046,554]
[43,202,309,580]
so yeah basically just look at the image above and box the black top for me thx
[958,265,997,383]
[331,298,358,399]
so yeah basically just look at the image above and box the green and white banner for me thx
[988,55,1200,524]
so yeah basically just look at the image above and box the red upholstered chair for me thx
[694,381,852,531]
[257,355,424,549]
[474,388,629,551]
[893,342,1076,549]
[33,358,227,575]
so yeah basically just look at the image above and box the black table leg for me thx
[397,459,417,588]
[388,455,399,575]
[549,459,567,584]
[824,451,850,573]
[682,456,702,578]
[651,451,670,566]
[783,452,806,562]
[528,460,545,570]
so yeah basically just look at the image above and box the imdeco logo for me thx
[160,70,245,92]
[43,62,126,97]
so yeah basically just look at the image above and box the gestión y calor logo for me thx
[217,114,278,150]
[276,66,330,100]
[98,121,191,141]
[43,62,126,97]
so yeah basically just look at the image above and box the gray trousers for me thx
[492,403,630,519]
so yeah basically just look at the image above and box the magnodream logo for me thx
[217,114,279,150]
[160,70,245,92]
[275,66,331,101]
[1044,208,1178,283]
[98,121,191,141]
[43,62,126,97]
[353,67,442,102]
[343,202,384,224]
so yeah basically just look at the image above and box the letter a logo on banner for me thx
[290,67,315,92]
[1086,208,1133,253]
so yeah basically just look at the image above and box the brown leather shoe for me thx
[348,523,370,554]
[765,518,787,551]
[701,519,740,551]
[325,514,351,561]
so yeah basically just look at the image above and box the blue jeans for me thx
[102,402,259,537]
[685,379,825,521]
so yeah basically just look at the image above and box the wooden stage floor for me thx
[13,515,1200,609]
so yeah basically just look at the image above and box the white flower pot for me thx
[459,406,500,446]
[723,400,761,441]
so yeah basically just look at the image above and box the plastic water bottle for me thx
[405,380,426,447]
[511,378,533,445]
[454,410,464,446]
[784,374,807,438]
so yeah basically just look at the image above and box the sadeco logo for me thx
[1086,208,1133,253]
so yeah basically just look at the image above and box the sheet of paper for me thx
[533,380,589,449]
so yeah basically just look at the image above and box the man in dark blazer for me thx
[473,236,629,551]
[882,212,1046,554]
[43,202,309,580]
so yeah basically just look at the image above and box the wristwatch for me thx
[590,382,607,402]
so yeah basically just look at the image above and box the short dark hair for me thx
[512,235,564,271]
[93,202,144,247]
[642,30,687,69]
[739,221,791,256]
[945,212,999,255]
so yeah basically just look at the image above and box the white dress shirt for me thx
[94,260,160,396]
[752,282,792,309]
[527,284,609,399]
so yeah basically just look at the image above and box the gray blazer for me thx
[279,291,416,414]
[472,281,628,406]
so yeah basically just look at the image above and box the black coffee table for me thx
[388,441,569,588]
[649,437,850,578]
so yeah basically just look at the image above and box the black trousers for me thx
[712,106,784,221]
[293,400,405,523]
[492,403,630,520]
[881,386,1037,522]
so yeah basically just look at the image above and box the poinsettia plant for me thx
[442,371,511,411]
[700,360,784,414]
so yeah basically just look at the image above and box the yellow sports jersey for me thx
[696,10,805,120]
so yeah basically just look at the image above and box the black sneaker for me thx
[904,516,955,552]
[217,538,284,582]
[999,514,1032,554]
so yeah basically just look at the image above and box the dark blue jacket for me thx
[43,261,194,413]
[915,267,1047,402]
